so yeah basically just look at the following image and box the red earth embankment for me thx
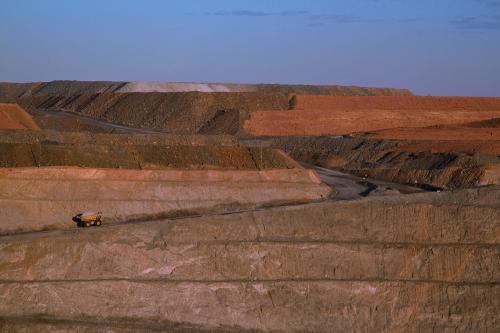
[0,103,39,130]
[291,95,500,111]
[244,96,500,137]
[243,109,500,136]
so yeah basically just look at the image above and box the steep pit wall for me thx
[0,187,498,332]
[0,141,297,170]
[0,129,238,146]
[260,136,500,189]
[0,166,329,234]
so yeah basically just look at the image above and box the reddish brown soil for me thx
[292,95,500,111]
[0,103,39,130]
[244,109,500,136]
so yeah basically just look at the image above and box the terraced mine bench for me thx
[0,187,498,332]
[0,136,330,234]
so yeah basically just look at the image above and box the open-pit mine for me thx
[0,81,498,332]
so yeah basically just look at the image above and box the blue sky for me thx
[1,0,499,96]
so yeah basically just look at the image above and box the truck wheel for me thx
[84,221,91,228]
[95,220,102,226]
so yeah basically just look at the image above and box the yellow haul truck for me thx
[73,212,103,227]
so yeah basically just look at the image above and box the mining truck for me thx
[73,212,103,227]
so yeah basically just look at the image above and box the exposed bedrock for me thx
[0,188,498,332]
[0,141,297,170]
[260,136,500,189]
[0,166,329,234]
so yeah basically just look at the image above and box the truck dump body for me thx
[73,212,102,227]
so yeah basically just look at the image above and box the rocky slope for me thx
[0,130,330,234]
[256,136,500,189]
[0,187,498,332]
[15,92,289,133]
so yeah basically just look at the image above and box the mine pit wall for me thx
[0,142,298,170]
[0,167,330,234]
[0,188,499,332]
[261,136,500,189]
[0,129,239,146]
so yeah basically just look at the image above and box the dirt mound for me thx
[243,109,500,136]
[125,82,413,95]
[292,95,500,111]
[0,81,413,97]
[119,82,413,95]
[0,103,39,130]
[244,96,500,137]
[21,92,289,133]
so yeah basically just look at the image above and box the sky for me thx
[1,0,500,96]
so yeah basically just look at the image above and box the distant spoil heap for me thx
[0,80,413,98]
